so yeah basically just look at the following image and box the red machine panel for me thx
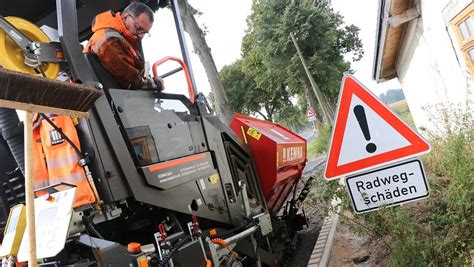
[230,113,307,214]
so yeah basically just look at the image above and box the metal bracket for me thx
[388,7,420,28]
[254,213,272,237]
[239,180,251,217]
[34,42,64,63]
[92,205,122,224]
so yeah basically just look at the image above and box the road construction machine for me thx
[0,1,311,266]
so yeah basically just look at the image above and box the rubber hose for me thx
[209,220,257,240]
[0,108,25,175]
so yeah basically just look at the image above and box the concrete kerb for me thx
[308,178,343,267]
[307,214,339,267]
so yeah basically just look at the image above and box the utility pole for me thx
[290,32,333,125]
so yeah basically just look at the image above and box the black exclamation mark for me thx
[353,105,377,153]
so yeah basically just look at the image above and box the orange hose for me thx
[211,238,240,260]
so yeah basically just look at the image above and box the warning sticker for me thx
[143,152,215,189]
[247,127,262,140]
[209,173,219,184]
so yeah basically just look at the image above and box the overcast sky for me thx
[142,0,400,98]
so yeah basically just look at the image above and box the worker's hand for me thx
[152,77,165,92]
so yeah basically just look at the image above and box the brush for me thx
[0,67,102,267]
[0,68,102,117]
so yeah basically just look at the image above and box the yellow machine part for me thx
[0,16,59,79]
[0,204,26,258]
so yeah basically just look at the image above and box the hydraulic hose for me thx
[208,220,258,240]
[0,108,25,175]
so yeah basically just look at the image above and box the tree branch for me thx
[257,111,268,120]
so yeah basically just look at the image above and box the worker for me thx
[83,2,164,91]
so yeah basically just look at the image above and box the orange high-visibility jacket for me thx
[83,11,155,89]
[32,115,95,207]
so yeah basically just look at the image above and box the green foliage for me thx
[307,123,331,159]
[219,60,259,115]
[219,0,363,124]
[272,96,307,131]
[379,89,405,104]
[389,100,415,128]
[219,60,293,121]
[422,105,473,265]
[311,106,473,265]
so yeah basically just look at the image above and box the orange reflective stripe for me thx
[49,173,85,185]
[91,29,124,54]
[46,153,79,169]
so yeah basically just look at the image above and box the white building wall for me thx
[395,0,472,131]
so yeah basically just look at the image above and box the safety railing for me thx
[152,56,195,103]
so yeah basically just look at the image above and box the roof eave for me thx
[372,0,392,83]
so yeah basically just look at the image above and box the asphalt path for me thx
[303,156,326,176]
[299,130,316,142]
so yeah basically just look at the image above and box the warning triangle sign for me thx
[324,75,430,180]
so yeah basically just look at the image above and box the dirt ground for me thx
[328,219,389,267]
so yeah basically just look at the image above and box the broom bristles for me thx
[0,68,103,112]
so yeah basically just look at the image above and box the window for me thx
[452,3,474,76]
[131,137,151,164]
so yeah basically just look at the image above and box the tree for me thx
[272,96,307,132]
[219,60,257,115]
[219,60,292,122]
[240,0,363,124]
[177,0,234,124]
[379,89,405,104]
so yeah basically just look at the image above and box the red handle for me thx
[158,223,167,240]
[153,56,195,103]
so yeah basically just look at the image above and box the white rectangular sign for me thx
[18,187,76,262]
[345,159,429,213]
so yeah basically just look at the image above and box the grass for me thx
[389,99,415,128]
[307,123,331,159]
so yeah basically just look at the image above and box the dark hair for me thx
[123,2,154,22]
